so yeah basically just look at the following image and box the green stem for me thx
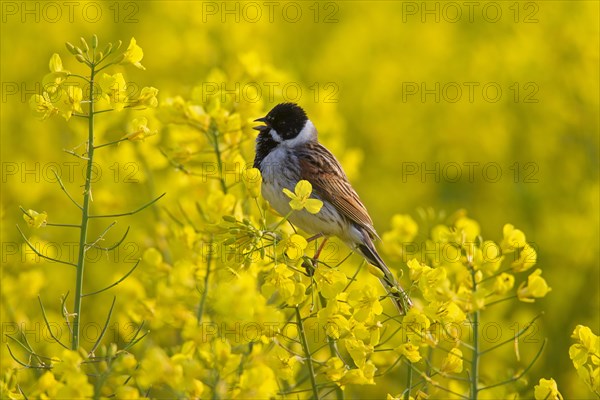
[470,266,479,400]
[94,137,128,149]
[272,210,294,232]
[404,361,413,400]
[197,236,213,324]
[72,63,96,350]
[210,124,227,194]
[319,295,343,400]
[295,307,319,400]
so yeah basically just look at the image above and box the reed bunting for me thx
[253,103,412,314]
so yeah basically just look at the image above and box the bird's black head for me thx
[254,103,308,140]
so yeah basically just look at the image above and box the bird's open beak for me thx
[253,117,269,132]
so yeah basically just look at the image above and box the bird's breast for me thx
[258,146,299,215]
[258,147,346,238]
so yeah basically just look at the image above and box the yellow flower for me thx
[38,371,59,392]
[238,364,278,399]
[571,325,599,355]
[433,301,467,325]
[569,324,600,391]
[287,282,307,306]
[271,346,298,382]
[49,53,64,72]
[314,267,348,299]
[120,37,145,70]
[282,180,323,214]
[125,117,157,141]
[517,269,551,302]
[348,286,383,322]
[23,209,47,228]
[501,223,527,252]
[343,337,373,368]
[29,93,59,120]
[66,86,83,112]
[512,243,537,272]
[351,318,382,346]
[390,214,418,238]
[407,258,431,281]
[55,86,83,120]
[317,300,349,339]
[243,167,262,198]
[441,347,463,373]
[455,216,480,243]
[129,86,159,109]
[43,53,70,93]
[281,234,307,260]
[97,72,128,111]
[534,378,563,400]
[382,215,418,258]
[396,342,422,363]
[261,264,296,302]
[419,266,449,302]
[404,308,431,344]
[431,224,453,243]
[205,190,237,224]
[479,240,503,274]
[493,273,515,295]
[51,349,94,397]
[137,347,179,387]
[323,357,347,383]
[339,361,376,386]
[114,386,141,399]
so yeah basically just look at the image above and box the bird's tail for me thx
[357,240,412,315]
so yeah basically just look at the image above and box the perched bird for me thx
[253,103,412,314]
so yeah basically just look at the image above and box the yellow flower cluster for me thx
[29,38,158,123]
[569,325,600,396]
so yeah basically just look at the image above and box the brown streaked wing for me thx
[298,142,379,239]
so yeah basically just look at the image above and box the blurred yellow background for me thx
[1,1,598,398]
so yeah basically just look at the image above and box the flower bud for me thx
[80,37,89,52]
[91,34,98,49]
[107,343,117,358]
[94,52,103,63]
[65,42,76,54]
[103,42,113,56]
[66,42,82,55]
[75,54,87,64]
